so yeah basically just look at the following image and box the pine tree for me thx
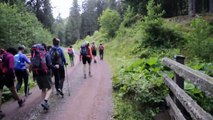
[65,0,81,45]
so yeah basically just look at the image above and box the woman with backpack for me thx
[67,45,75,66]
[14,45,31,97]
[80,41,93,79]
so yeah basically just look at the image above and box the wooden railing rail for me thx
[162,55,213,120]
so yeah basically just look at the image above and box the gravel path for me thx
[2,57,113,120]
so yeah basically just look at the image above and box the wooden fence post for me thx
[174,55,191,119]
[174,55,185,89]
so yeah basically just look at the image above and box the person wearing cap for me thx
[80,41,93,79]
[49,38,67,97]
[14,45,31,97]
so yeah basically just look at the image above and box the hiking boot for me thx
[25,92,32,97]
[18,99,25,107]
[89,72,92,77]
[57,89,64,97]
[84,74,86,79]
[41,101,49,110]
[0,111,5,119]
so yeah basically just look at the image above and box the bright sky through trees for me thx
[50,0,82,18]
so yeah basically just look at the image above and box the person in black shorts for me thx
[80,41,93,79]
[0,48,25,119]
[91,42,97,63]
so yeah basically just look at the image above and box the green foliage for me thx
[113,58,168,119]
[185,17,213,62]
[99,9,121,37]
[0,3,52,49]
[139,0,184,49]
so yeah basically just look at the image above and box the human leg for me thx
[23,70,30,96]
[15,70,23,92]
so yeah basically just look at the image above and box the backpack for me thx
[0,52,9,74]
[99,45,104,51]
[51,47,62,65]
[14,53,25,70]
[80,45,88,56]
[91,45,96,52]
[30,44,48,75]
[68,48,73,55]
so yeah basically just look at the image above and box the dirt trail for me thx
[2,57,113,120]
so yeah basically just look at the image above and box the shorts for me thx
[35,75,52,89]
[0,74,15,89]
[92,51,97,56]
[82,56,91,64]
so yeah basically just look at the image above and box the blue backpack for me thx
[14,53,25,70]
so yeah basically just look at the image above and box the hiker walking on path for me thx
[50,38,67,97]
[99,43,104,60]
[91,42,97,63]
[14,45,31,97]
[0,48,25,119]
[31,44,54,110]
[67,45,75,66]
[80,41,93,79]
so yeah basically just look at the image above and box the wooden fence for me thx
[162,55,213,120]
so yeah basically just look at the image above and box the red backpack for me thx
[31,44,48,76]
[0,52,9,74]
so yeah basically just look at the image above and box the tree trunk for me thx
[188,0,196,17]
[210,0,213,12]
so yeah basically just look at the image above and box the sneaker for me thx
[41,101,49,110]
[84,74,86,79]
[18,99,25,107]
[0,111,5,119]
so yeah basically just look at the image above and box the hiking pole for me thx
[65,65,71,96]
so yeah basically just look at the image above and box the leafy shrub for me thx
[185,17,213,62]
[113,58,168,119]
[99,9,121,38]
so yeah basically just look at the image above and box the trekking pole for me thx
[65,65,71,96]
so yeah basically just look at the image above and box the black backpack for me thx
[31,44,48,75]
[80,45,88,56]
[51,47,62,65]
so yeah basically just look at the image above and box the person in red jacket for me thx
[0,48,25,119]
[80,41,93,79]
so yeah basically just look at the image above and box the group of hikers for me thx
[0,38,104,119]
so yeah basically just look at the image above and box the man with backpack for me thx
[0,48,25,118]
[67,45,75,66]
[49,38,67,97]
[91,42,97,63]
[14,45,31,97]
[30,43,54,110]
[80,41,93,79]
[99,43,104,60]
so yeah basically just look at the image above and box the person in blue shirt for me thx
[14,45,31,97]
[49,38,67,97]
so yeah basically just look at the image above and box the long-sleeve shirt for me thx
[14,52,31,70]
